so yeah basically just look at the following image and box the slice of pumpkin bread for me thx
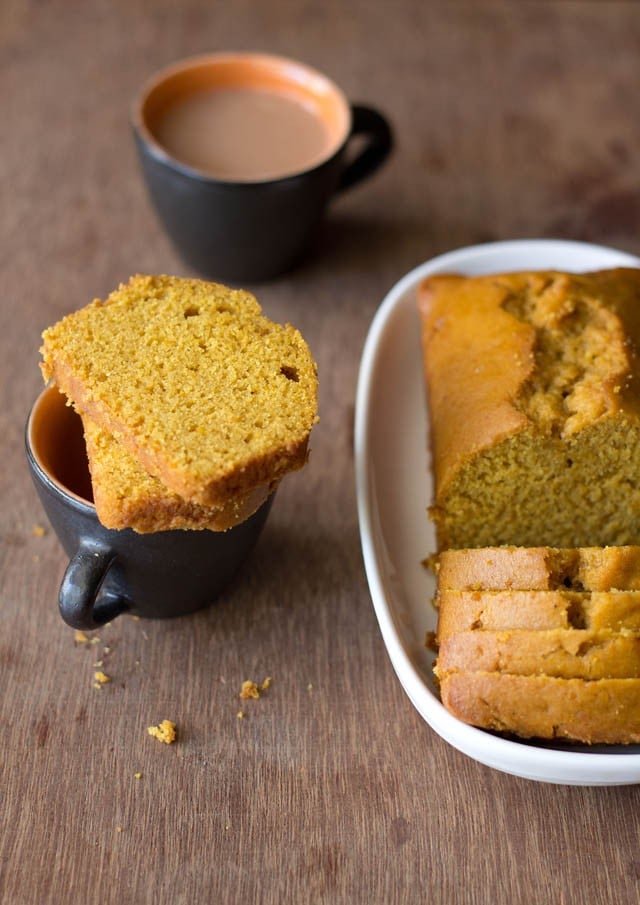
[435,546,640,592]
[82,415,274,533]
[41,275,318,506]
[436,589,640,641]
[435,628,640,680]
[439,672,640,743]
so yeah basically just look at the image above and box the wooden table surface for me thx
[4,2,640,903]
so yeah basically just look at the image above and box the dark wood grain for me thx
[4,2,640,903]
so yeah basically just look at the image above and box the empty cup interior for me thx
[28,386,94,504]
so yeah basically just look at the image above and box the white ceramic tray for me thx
[355,239,640,785]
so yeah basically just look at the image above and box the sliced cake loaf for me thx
[432,545,640,743]
[41,275,318,506]
[418,269,640,550]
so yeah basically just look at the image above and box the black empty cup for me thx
[132,52,393,282]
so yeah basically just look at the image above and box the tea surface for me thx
[153,86,334,181]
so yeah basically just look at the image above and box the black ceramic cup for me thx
[132,52,393,282]
[25,386,273,631]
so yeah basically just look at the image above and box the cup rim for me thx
[131,51,353,186]
[26,385,97,514]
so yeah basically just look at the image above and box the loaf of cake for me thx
[436,589,640,640]
[418,269,640,550]
[82,416,275,533]
[436,546,640,592]
[41,275,318,507]
[439,673,640,744]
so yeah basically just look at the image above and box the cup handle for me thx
[337,104,393,193]
[59,542,129,630]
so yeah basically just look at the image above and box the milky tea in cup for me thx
[133,52,392,282]
[152,77,339,182]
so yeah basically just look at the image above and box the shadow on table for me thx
[195,513,366,630]
[291,210,500,284]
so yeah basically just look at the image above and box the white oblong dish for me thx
[355,239,640,785]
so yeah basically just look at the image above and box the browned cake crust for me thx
[436,589,640,641]
[440,672,640,744]
[418,269,640,549]
[435,546,640,592]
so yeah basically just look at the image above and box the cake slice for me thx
[436,589,640,641]
[435,546,640,592]
[82,415,275,533]
[439,672,640,743]
[41,275,318,506]
[435,628,640,680]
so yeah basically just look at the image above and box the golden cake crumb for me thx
[425,631,439,653]
[240,677,271,700]
[237,710,244,719]
[116,826,123,833]
[32,524,46,537]
[147,719,177,744]
[240,680,260,700]
[75,630,89,644]
[134,772,142,779]
[94,671,110,684]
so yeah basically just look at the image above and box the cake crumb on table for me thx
[32,524,47,537]
[240,677,271,699]
[147,719,177,744]
[237,710,244,719]
[74,632,102,646]
[94,671,110,684]
[240,680,260,699]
